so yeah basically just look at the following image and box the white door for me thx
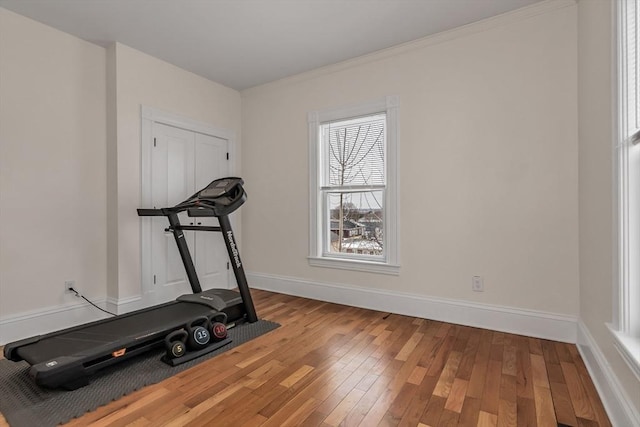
[148,122,229,303]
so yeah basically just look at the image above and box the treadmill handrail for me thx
[137,208,165,216]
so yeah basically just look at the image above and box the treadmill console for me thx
[200,178,239,199]
[186,177,246,217]
[139,177,247,218]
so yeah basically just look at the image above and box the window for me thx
[611,0,640,379]
[308,97,399,274]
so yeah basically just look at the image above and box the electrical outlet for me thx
[472,276,484,292]
[64,280,76,293]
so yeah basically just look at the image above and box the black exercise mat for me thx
[0,319,279,427]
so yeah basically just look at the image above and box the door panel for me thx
[194,133,229,290]
[150,123,195,302]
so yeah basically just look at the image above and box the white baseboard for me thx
[577,321,640,427]
[105,294,144,314]
[0,299,110,345]
[247,272,578,343]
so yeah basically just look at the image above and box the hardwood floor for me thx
[1,290,610,426]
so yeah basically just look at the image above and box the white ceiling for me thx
[0,0,543,90]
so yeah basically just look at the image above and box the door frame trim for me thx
[140,106,237,301]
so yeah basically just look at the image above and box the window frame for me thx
[610,0,640,380]
[308,96,400,275]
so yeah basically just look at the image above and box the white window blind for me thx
[324,114,386,187]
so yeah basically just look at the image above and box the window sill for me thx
[607,323,640,382]
[308,256,400,275]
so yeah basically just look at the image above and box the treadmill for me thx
[3,177,257,390]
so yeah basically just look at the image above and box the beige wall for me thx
[0,9,243,319]
[0,8,107,315]
[577,0,640,417]
[108,43,242,299]
[241,2,579,315]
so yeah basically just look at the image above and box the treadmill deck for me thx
[15,301,215,365]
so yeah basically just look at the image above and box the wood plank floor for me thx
[0,289,610,426]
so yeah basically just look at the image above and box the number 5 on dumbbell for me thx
[165,329,188,360]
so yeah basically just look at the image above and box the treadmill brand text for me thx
[227,231,241,268]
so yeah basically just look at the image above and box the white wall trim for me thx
[577,321,640,427]
[0,300,110,345]
[247,272,578,343]
[307,256,400,275]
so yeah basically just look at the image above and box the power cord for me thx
[68,287,116,316]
